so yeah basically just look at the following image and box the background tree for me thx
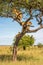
[18,35,35,50]
[0,0,43,61]
[29,35,35,46]
[37,43,43,48]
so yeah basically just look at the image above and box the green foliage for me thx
[0,0,43,17]
[29,35,35,46]
[18,35,35,49]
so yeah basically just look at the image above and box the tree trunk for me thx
[13,45,17,61]
[13,32,25,61]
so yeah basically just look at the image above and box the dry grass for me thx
[0,46,43,65]
[0,46,12,55]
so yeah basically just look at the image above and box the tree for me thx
[18,35,35,50]
[0,0,43,61]
[29,35,35,46]
[37,43,43,48]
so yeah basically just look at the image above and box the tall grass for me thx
[0,46,43,65]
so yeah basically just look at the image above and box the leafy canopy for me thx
[18,35,35,47]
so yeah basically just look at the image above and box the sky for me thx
[0,17,43,45]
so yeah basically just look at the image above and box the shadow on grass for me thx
[0,55,39,61]
[17,55,39,61]
[0,55,13,61]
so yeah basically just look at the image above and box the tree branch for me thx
[22,16,33,27]
[1,13,22,26]
[26,25,43,33]
[35,14,42,25]
[13,17,22,25]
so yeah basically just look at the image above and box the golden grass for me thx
[0,46,43,65]
[0,46,12,55]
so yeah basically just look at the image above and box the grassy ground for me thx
[0,46,43,65]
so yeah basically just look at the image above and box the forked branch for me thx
[26,25,43,33]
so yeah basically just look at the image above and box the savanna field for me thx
[0,46,43,65]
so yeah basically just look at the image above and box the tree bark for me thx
[13,32,25,61]
[13,45,17,61]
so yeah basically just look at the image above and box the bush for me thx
[37,43,43,48]
[18,35,35,50]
